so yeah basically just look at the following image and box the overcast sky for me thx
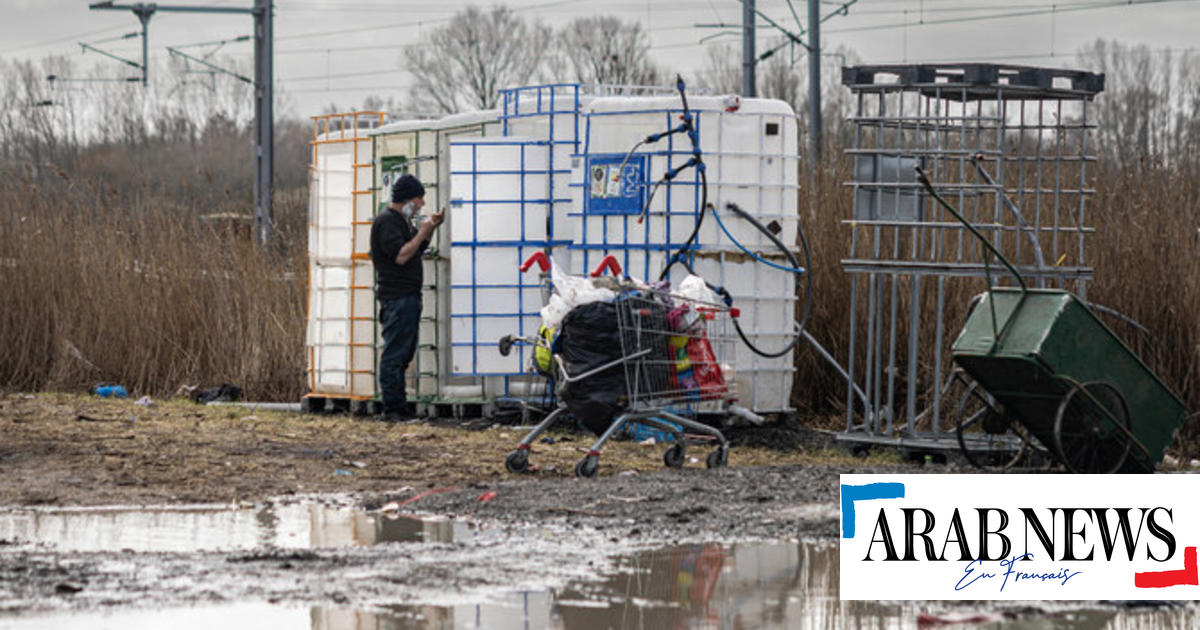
[3,0,1199,117]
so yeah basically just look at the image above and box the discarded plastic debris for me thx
[333,469,355,476]
[477,491,498,503]
[626,419,681,444]
[134,396,155,407]
[194,383,242,404]
[93,384,128,399]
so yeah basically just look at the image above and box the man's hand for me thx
[423,208,446,229]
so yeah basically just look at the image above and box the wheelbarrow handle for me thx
[519,252,550,273]
[589,255,622,278]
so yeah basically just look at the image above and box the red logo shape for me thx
[1135,546,1198,588]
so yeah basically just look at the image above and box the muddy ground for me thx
[0,392,908,616]
[0,392,882,508]
[7,392,1192,626]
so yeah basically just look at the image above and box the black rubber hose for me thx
[721,202,813,358]
[659,167,708,281]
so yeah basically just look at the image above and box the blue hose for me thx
[710,205,807,275]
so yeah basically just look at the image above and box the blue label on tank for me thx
[585,154,646,215]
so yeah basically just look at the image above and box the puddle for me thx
[3,538,1196,629]
[0,503,475,552]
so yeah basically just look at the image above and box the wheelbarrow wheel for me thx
[954,381,1029,470]
[1053,381,1132,474]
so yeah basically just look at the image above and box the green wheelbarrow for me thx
[952,287,1186,473]
[915,165,1187,473]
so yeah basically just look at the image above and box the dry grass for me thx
[1,148,1196,454]
[793,154,1200,454]
[0,175,308,400]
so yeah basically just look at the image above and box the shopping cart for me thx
[499,254,737,478]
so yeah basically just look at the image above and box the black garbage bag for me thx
[195,383,243,404]
[558,301,626,435]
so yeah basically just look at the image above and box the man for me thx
[370,173,444,422]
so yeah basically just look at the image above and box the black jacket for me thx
[370,208,429,299]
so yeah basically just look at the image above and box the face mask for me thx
[400,201,416,219]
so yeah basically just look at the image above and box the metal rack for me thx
[835,63,1105,454]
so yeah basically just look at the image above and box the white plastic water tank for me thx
[306,118,381,400]
[570,95,801,412]
[448,135,566,375]
[368,111,500,402]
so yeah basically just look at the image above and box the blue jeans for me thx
[378,294,421,414]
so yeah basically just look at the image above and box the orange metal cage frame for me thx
[307,111,386,397]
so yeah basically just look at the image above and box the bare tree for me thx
[1077,39,1200,168]
[699,42,740,94]
[698,41,802,108]
[758,40,802,108]
[403,6,552,113]
[557,16,662,86]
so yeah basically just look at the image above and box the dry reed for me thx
[1,146,1195,454]
[0,173,307,400]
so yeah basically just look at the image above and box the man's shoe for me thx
[381,411,407,423]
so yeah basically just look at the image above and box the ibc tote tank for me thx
[570,95,800,413]
[368,111,501,410]
[306,113,382,407]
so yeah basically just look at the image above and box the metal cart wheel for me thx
[705,447,728,469]
[1053,381,1133,474]
[663,443,685,468]
[954,380,1030,470]
[575,455,599,478]
[505,449,530,474]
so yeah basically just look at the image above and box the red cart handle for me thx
[519,252,550,273]
[590,255,623,278]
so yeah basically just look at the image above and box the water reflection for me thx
[1,508,1197,629]
[0,504,473,552]
[2,537,1197,629]
[343,542,1198,630]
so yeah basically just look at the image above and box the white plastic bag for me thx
[676,274,717,305]
[539,257,615,329]
[540,294,571,329]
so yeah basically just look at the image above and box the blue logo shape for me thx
[841,482,905,538]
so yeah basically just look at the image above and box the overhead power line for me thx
[279,67,411,83]
[827,0,1200,35]
[274,0,583,41]
[1,24,134,55]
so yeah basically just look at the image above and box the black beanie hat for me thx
[391,174,425,204]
